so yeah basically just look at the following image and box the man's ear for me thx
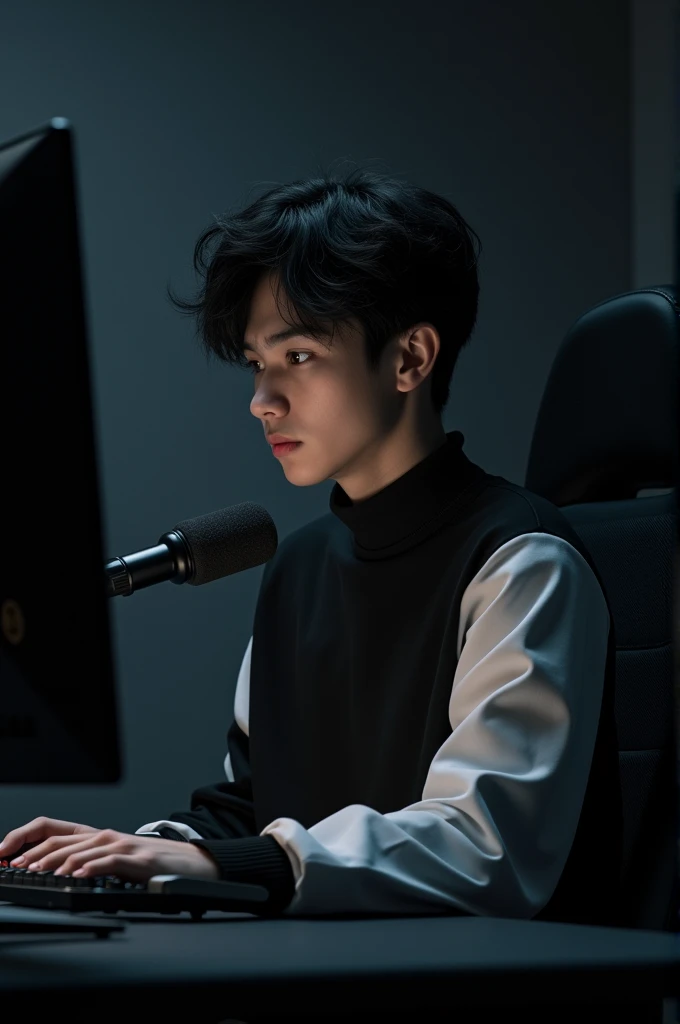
[395,323,440,394]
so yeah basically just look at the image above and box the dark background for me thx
[0,0,673,832]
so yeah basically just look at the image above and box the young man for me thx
[0,170,622,925]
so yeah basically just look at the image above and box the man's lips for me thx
[271,440,303,457]
[266,435,299,445]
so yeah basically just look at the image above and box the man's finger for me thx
[56,839,136,877]
[21,830,117,870]
[62,851,151,883]
[0,817,54,856]
[0,818,97,858]
[11,833,89,867]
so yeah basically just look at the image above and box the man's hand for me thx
[4,828,220,882]
[0,817,100,859]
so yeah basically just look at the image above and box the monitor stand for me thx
[0,904,124,937]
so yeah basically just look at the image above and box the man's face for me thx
[246,270,401,492]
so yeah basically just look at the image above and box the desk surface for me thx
[0,907,678,1021]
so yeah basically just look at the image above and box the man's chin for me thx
[279,451,331,487]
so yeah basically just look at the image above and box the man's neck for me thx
[335,417,447,503]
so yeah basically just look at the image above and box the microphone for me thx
[104,502,278,598]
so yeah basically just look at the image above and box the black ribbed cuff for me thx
[191,834,296,914]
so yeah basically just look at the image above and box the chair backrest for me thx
[525,285,679,930]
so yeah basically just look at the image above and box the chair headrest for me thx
[525,286,679,505]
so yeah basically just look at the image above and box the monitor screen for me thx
[0,118,121,783]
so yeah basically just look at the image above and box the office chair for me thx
[525,285,679,932]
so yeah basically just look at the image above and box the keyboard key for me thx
[67,876,93,888]
[30,870,53,886]
[104,876,125,890]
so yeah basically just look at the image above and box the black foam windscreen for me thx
[172,502,278,586]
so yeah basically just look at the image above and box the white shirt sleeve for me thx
[259,532,611,918]
[134,637,254,842]
[134,820,204,841]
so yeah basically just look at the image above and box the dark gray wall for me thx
[631,0,675,286]
[1,0,630,832]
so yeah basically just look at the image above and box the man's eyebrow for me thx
[243,327,328,352]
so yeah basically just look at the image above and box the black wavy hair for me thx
[167,166,481,415]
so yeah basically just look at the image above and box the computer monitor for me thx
[0,118,121,783]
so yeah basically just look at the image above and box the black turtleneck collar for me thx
[329,430,487,560]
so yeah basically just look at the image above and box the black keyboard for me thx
[0,864,271,920]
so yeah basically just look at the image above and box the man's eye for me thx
[289,351,311,366]
[247,352,312,374]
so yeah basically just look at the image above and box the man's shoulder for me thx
[461,472,603,586]
[469,472,584,541]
